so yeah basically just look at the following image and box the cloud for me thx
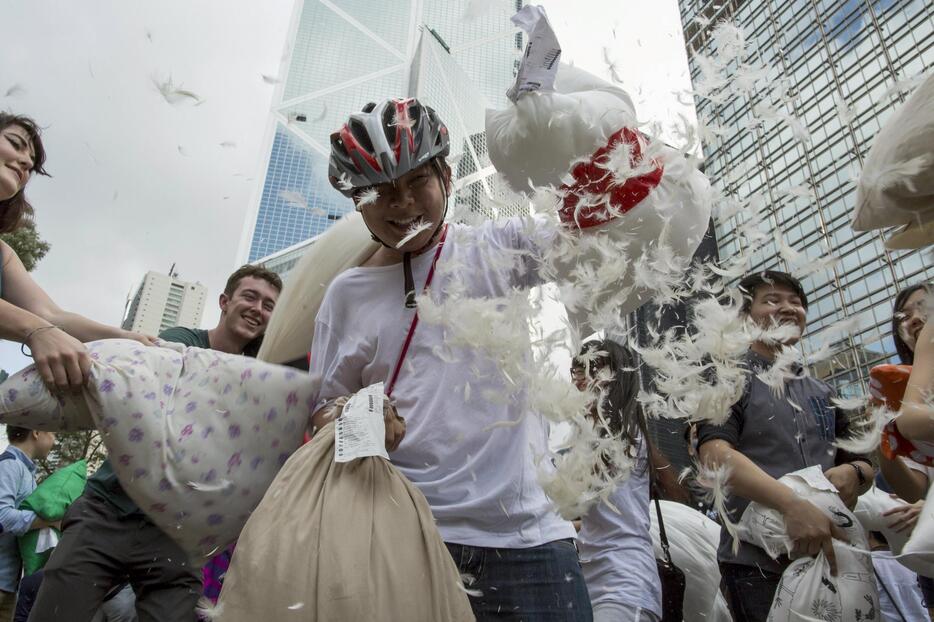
[0,0,292,372]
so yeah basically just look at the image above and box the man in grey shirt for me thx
[697,270,873,622]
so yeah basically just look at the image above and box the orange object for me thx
[869,364,913,411]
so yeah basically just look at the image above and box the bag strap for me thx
[646,441,675,566]
[654,496,674,566]
[386,225,449,398]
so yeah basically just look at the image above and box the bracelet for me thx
[847,462,866,487]
[20,325,61,357]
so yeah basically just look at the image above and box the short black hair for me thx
[738,270,808,313]
[892,282,931,365]
[6,426,31,443]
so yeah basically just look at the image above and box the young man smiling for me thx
[696,270,873,622]
[30,266,281,622]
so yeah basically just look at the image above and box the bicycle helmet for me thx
[329,98,452,309]
[328,98,450,196]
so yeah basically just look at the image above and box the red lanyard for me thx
[386,224,448,397]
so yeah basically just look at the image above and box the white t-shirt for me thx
[577,442,662,617]
[310,217,575,548]
[872,549,929,622]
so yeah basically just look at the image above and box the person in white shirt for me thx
[309,98,593,620]
[571,339,663,622]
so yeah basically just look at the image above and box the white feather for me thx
[394,219,433,248]
[152,75,203,106]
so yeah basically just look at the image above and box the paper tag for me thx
[334,383,389,463]
[36,527,59,554]
[506,5,562,103]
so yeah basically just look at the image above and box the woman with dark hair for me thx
[892,283,931,366]
[878,284,931,499]
[572,339,662,622]
[0,113,153,390]
[876,282,931,585]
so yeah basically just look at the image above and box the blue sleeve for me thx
[0,465,35,536]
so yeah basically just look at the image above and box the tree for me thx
[0,221,51,271]
[38,430,107,481]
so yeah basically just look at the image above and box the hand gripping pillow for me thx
[853,72,934,249]
[485,64,712,332]
[18,459,87,575]
[853,486,910,556]
[0,339,318,563]
[737,466,879,621]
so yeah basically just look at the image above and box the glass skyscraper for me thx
[679,0,933,398]
[240,0,527,265]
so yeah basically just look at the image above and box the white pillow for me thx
[484,64,712,332]
[0,339,318,563]
[853,72,934,249]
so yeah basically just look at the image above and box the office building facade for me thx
[122,271,207,335]
[679,0,933,398]
[240,0,528,266]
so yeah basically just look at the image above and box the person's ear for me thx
[437,161,452,196]
[219,292,230,315]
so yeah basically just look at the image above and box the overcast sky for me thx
[0,0,693,375]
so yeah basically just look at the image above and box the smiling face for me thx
[897,288,929,355]
[219,276,280,343]
[354,160,450,255]
[0,124,35,201]
[746,283,808,345]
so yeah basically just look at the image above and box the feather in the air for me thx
[195,597,223,620]
[279,190,308,210]
[152,75,203,106]
[395,219,433,248]
[833,403,895,454]
[3,84,24,98]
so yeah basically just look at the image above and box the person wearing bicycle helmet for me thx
[308,97,593,620]
[329,98,451,307]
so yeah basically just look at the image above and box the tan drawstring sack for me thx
[215,422,474,622]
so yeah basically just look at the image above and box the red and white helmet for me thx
[328,98,450,196]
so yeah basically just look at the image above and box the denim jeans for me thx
[446,539,593,621]
[719,563,782,622]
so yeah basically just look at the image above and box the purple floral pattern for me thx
[0,337,316,561]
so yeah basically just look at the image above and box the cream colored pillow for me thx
[854,73,934,249]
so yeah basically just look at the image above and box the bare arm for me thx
[649,444,691,505]
[0,242,153,389]
[894,321,934,442]
[878,454,929,503]
[700,439,848,573]
[0,241,139,342]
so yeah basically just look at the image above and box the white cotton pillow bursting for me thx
[737,466,879,621]
[853,72,934,249]
[0,339,317,563]
[484,64,712,332]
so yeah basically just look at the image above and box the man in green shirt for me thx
[30,265,282,622]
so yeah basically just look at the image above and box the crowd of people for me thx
[0,80,931,622]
